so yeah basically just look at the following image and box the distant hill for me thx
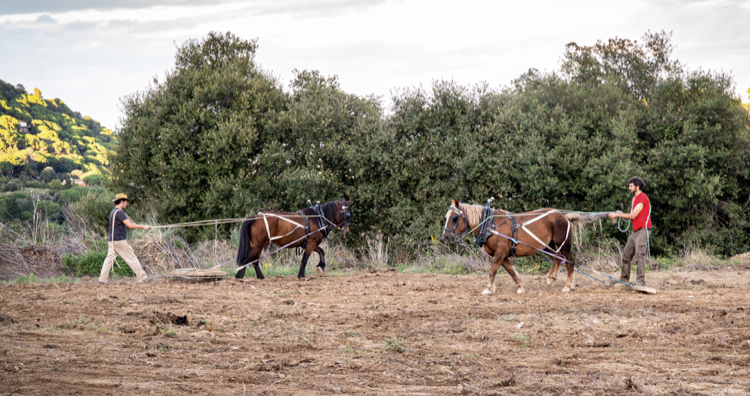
[0,80,114,185]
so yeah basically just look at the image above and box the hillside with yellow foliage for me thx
[1,80,113,188]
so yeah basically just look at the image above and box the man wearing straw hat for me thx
[98,193,151,284]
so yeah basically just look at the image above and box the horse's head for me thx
[441,199,468,243]
[336,200,352,238]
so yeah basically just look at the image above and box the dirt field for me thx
[1,268,749,395]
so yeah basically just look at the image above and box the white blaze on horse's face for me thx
[441,208,457,243]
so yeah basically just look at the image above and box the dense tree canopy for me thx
[114,31,750,256]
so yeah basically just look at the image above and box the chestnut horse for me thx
[236,200,351,279]
[441,199,601,294]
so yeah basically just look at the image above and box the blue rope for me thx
[574,267,608,285]
[617,217,631,232]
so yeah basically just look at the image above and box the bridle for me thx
[336,202,351,231]
[443,205,469,240]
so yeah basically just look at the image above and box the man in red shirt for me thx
[608,177,652,286]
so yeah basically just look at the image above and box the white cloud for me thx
[0,0,748,129]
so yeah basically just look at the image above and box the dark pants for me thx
[621,228,649,285]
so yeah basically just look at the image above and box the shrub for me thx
[63,248,135,277]
[40,167,56,182]
[69,190,112,234]
[56,186,100,205]
[3,179,19,192]
[83,174,109,187]
[47,179,62,190]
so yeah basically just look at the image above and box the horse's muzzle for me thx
[441,233,453,243]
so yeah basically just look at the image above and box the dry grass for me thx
[0,218,88,280]
[574,236,623,272]
[673,244,723,272]
[360,233,389,269]
[131,229,203,273]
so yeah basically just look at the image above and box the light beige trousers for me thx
[99,240,148,283]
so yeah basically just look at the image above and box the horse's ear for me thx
[451,199,459,207]
[345,200,352,207]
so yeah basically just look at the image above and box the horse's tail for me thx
[564,212,609,250]
[236,218,256,267]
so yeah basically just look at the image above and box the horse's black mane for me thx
[300,200,340,222]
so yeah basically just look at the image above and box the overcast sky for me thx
[1,0,749,129]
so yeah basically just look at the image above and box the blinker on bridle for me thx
[444,205,467,237]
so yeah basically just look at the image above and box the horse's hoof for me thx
[316,267,324,276]
[546,278,552,285]
[562,286,570,293]
[517,288,526,294]
[481,289,492,295]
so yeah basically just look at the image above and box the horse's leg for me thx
[251,245,266,279]
[297,243,317,279]
[546,256,561,285]
[562,251,576,292]
[501,257,526,294]
[482,254,505,295]
[314,247,326,276]
[237,245,265,279]
[297,253,311,279]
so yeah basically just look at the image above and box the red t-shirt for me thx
[631,192,651,230]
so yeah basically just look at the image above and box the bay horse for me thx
[236,200,351,279]
[441,199,602,294]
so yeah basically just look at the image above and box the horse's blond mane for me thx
[459,204,484,229]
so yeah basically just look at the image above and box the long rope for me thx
[149,213,329,229]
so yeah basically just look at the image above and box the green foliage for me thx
[68,190,112,234]
[63,248,134,277]
[15,273,40,284]
[0,191,59,222]
[39,166,56,182]
[113,31,750,256]
[83,174,108,187]
[3,178,19,192]
[383,338,406,353]
[0,79,112,187]
[55,186,103,206]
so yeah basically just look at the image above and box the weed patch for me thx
[383,338,405,353]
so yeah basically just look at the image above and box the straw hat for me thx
[113,193,129,202]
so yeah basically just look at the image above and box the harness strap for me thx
[518,209,571,253]
[109,208,124,268]
[299,210,310,251]
[490,229,568,265]
[110,208,120,242]
[311,205,328,238]
[261,212,305,242]
[509,213,518,257]
[520,209,557,226]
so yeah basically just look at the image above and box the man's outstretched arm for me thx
[608,203,644,220]
[123,219,151,230]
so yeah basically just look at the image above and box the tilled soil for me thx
[1,268,749,395]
